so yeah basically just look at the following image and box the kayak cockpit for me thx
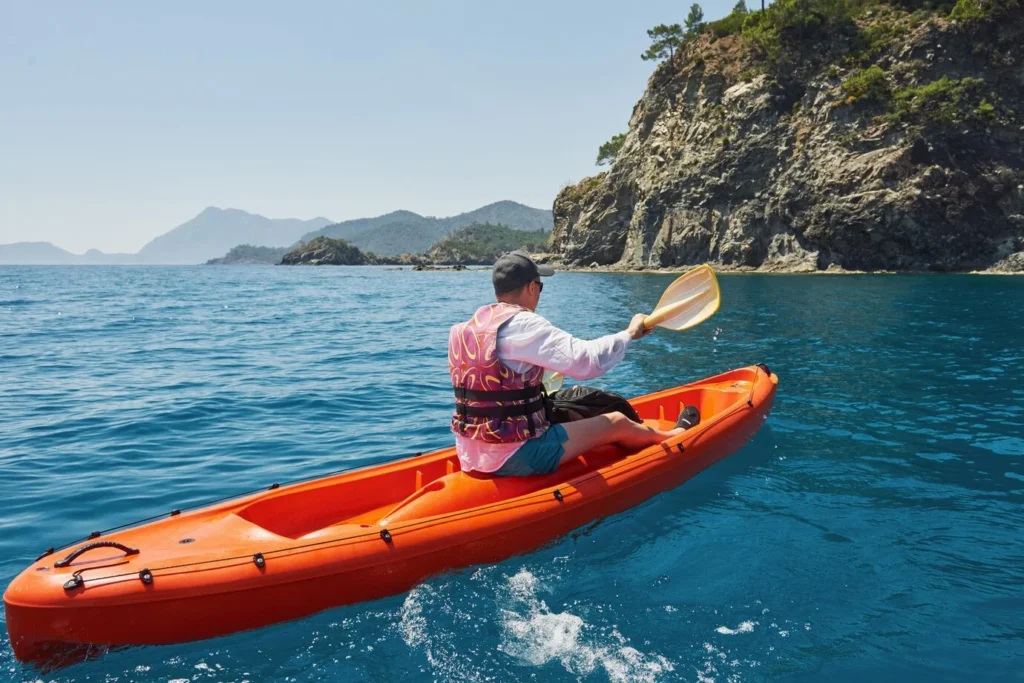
[234,454,461,538]
[235,376,755,539]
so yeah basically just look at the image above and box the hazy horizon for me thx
[2,0,738,253]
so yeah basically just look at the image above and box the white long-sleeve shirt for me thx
[454,311,633,472]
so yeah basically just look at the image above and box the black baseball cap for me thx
[492,250,555,294]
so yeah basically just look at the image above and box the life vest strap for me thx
[458,397,546,419]
[453,385,543,402]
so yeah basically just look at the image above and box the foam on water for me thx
[398,568,674,683]
[497,570,674,682]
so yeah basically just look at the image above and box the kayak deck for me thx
[4,365,777,665]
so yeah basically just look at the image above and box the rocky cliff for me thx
[552,2,1024,272]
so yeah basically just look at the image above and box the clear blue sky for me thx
[1,0,739,253]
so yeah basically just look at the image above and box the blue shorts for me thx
[492,424,570,477]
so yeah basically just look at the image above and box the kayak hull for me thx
[4,365,777,664]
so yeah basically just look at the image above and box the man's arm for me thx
[497,312,637,380]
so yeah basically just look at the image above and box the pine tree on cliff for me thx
[732,0,748,14]
[684,4,705,37]
[641,23,684,61]
[596,133,626,166]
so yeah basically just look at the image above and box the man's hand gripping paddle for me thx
[543,264,721,392]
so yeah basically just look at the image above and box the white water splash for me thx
[498,569,674,683]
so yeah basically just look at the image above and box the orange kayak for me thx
[4,364,777,664]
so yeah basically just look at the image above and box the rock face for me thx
[279,237,368,265]
[552,9,1024,272]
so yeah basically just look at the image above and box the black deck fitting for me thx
[253,552,266,569]
[380,529,393,543]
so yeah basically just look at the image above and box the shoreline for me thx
[522,262,1024,276]
[3,262,1020,274]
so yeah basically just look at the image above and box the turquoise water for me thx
[1,266,1022,682]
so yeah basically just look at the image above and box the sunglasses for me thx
[534,280,544,293]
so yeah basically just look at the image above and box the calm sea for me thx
[1,266,1022,682]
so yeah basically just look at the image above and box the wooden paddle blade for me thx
[543,370,565,393]
[643,264,721,331]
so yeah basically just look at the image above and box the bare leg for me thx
[557,412,684,466]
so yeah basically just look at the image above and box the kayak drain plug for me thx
[139,569,153,586]
[380,529,393,543]
[253,552,266,569]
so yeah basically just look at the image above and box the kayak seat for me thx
[379,442,631,525]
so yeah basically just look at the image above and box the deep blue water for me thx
[1,266,1022,682]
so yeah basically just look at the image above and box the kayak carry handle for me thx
[53,541,140,568]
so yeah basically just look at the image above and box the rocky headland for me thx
[551,0,1024,273]
[279,237,370,266]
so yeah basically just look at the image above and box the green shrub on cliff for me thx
[841,65,891,102]
[949,0,1019,22]
[563,175,605,203]
[888,76,998,125]
[708,2,750,39]
[738,0,863,68]
[733,0,942,71]
[853,8,912,63]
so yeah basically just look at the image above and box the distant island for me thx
[276,223,551,266]
[205,245,291,265]
[297,200,552,256]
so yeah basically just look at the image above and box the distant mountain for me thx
[3,203,550,265]
[0,208,333,265]
[297,201,552,256]
[0,242,83,265]
[78,249,141,265]
[135,208,332,264]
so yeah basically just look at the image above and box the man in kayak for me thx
[449,251,688,477]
